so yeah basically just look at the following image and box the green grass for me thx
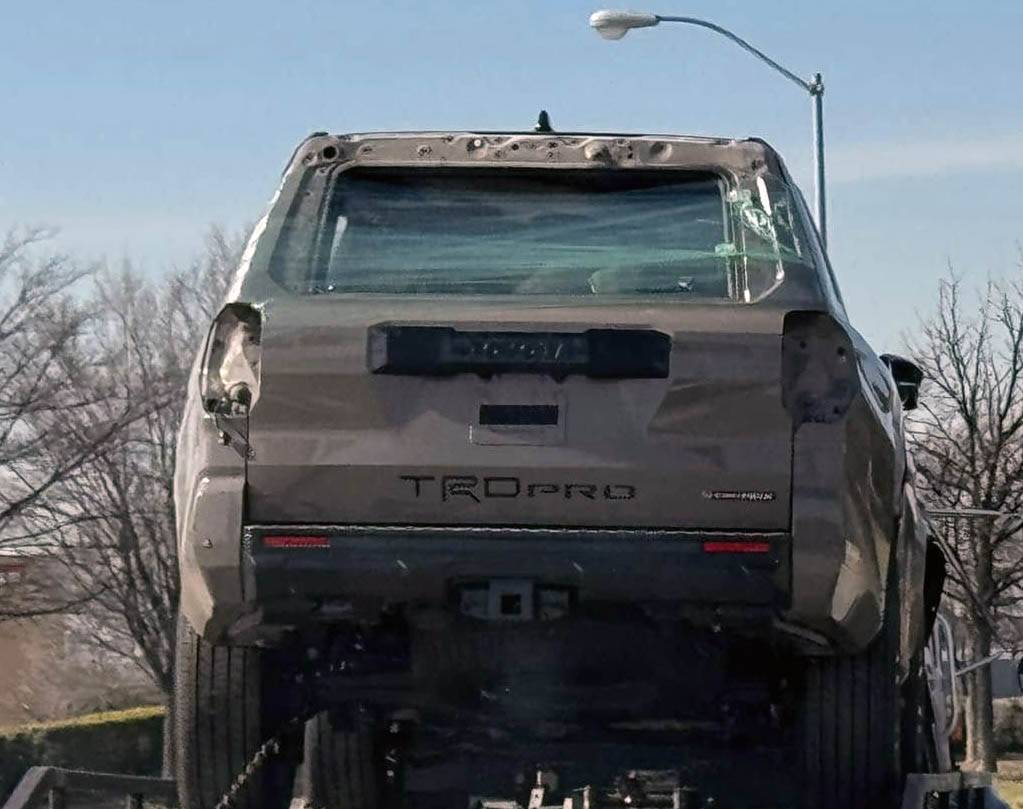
[0,705,166,802]
[998,758,1023,808]
[997,777,1023,808]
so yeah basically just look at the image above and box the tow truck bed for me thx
[474,771,1001,809]
[0,760,1003,809]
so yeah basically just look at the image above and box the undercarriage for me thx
[263,612,806,809]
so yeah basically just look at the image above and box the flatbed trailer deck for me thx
[0,764,1003,809]
[475,769,1000,809]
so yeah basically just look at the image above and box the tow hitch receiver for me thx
[458,580,572,622]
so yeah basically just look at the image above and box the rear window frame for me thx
[265,163,817,305]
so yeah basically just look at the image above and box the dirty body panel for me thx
[175,131,927,661]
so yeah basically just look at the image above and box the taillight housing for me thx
[703,540,771,554]
[781,312,858,425]
[200,303,262,416]
[263,535,329,549]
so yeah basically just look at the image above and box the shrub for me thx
[0,706,165,802]
[995,697,1023,754]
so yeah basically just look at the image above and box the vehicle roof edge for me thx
[282,130,784,178]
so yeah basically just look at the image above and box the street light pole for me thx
[810,74,826,247]
[589,10,828,247]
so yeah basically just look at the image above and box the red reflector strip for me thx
[263,535,329,549]
[702,541,771,554]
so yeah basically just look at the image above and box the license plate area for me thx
[470,392,566,446]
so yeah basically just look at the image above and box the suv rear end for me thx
[173,131,931,809]
[178,132,827,638]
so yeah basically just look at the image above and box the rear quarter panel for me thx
[785,325,916,654]
[174,359,248,639]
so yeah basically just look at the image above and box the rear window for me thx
[268,167,808,301]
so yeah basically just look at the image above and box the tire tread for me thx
[174,617,298,809]
[303,711,379,809]
[800,578,901,809]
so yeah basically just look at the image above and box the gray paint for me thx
[175,131,929,664]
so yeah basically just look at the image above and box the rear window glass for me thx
[268,167,807,301]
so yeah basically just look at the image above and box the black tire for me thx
[174,616,302,809]
[302,710,381,809]
[901,655,938,775]
[798,583,902,809]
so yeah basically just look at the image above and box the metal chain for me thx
[210,654,379,809]
[213,714,307,809]
[211,657,333,809]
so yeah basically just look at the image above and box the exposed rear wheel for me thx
[901,653,946,775]
[302,710,382,809]
[799,629,901,809]
[799,559,906,809]
[174,616,302,809]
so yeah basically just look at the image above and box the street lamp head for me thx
[588,9,659,40]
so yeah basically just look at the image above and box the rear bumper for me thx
[236,524,789,638]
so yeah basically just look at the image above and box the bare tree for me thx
[0,226,243,771]
[908,260,1023,771]
[0,223,243,771]
[27,226,242,693]
[0,559,161,723]
[0,228,106,544]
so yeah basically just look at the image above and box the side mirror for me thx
[881,354,923,411]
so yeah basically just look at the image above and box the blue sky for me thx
[3,0,1021,349]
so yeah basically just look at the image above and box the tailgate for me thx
[243,299,792,531]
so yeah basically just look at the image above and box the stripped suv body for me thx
[172,130,939,809]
